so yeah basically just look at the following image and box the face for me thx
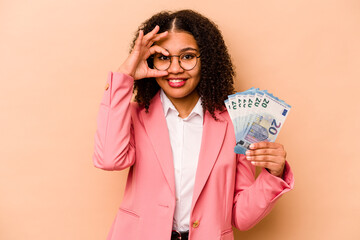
[154,31,201,104]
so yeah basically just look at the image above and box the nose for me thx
[167,57,184,74]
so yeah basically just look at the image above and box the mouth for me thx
[167,78,187,87]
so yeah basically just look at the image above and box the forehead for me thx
[155,31,199,52]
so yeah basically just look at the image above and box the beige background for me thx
[1,0,359,239]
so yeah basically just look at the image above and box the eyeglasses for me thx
[151,52,201,71]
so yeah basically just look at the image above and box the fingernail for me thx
[249,144,255,149]
[251,161,256,165]
[245,150,250,155]
[246,156,253,160]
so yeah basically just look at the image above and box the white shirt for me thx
[160,90,203,231]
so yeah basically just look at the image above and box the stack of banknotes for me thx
[224,88,291,154]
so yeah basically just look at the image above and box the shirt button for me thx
[192,220,200,228]
[105,83,109,90]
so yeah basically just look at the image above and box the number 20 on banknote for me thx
[225,88,291,154]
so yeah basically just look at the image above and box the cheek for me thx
[193,75,201,87]
[192,67,201,86]
[155,78,165,87]
[190,61,201,82]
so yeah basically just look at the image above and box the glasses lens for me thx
[179,53,197,70]
[152,52,199,71]
[153,54,170,71]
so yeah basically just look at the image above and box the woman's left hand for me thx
[245,142,286,178]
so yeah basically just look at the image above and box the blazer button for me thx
[192,220,200,228]
[105,83,109,90]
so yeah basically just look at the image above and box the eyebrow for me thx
[164,47,199,53]
[180,47,198,52]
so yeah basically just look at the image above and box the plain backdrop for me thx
[1,0,359,239]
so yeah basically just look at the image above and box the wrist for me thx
[116,65,134,79]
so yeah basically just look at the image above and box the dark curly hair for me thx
[131,9,235,119]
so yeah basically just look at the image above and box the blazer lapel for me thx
[140,93,176,197]
[191,110,228,213]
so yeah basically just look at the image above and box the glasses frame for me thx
[151,52,201,71]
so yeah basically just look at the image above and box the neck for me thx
[167,91,200,119]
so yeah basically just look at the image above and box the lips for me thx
[167,78,187,88]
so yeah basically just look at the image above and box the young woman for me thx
[93,9,294,240]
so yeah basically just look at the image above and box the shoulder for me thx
[129,92,162,119]
[130,100,146,110]
[214,107,235,136]
[214,106,232,123]
[130,101,142,110]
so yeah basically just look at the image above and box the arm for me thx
[92,26,170,171]
[92,72,136,171]
[231,154,294,230]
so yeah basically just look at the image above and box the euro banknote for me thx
[225,89,291,154]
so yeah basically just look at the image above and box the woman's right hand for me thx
[117,25,169,80]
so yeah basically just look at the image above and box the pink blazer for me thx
[93,72,294,240]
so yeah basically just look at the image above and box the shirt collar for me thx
[160,89,203,120]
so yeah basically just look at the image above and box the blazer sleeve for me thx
[92,71,136,171]
[231,154,294,230]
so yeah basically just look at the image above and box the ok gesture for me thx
[117,25,169,80]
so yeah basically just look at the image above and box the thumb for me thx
[146,69,168,78]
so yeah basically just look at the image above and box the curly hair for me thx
[131,9,235,119]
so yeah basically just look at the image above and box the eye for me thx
[181,53,196,60]
[156,55,170,61]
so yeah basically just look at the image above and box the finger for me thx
[245,154,283,163]
[143,25,160,43]
[148,45,169,56]
[249,142,283,150]
[250,160,279,169]
[145,68,168,78]
[246,148,285,157]
[139,45,168,61]
[133,30,144,51]
[150,31,169,43]
[250,160,285,177]
[146,31,168,48]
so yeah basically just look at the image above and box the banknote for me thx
[225,88,291,154]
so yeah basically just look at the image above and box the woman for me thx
[93,9,294,240]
